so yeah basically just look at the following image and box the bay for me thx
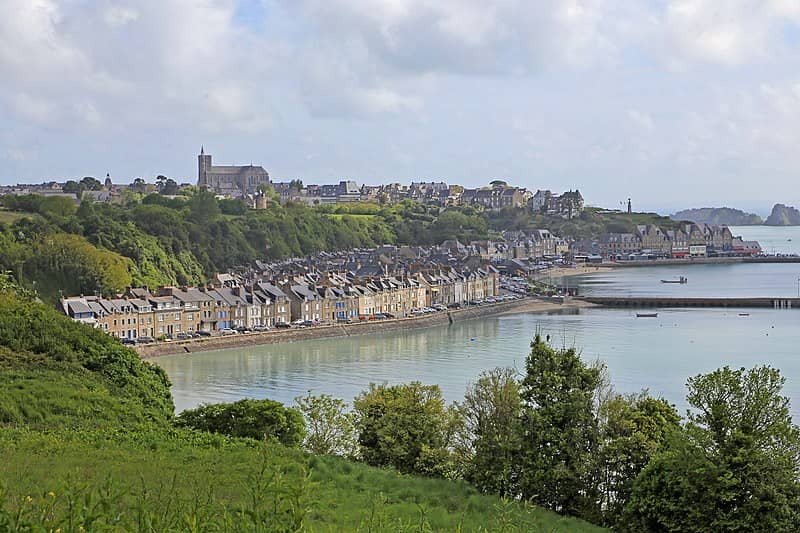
[729,225,800,256]
[157,304,800,418]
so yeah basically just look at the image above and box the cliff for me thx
[671,207,762,226]
[765,204,800,226]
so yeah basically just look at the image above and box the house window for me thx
[158,314,164,322]
[187,313,194,321]
[174,312,181,320]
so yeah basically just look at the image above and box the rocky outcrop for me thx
[765,204,800,226]
[671,207,762,225]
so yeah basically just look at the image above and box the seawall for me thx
[137,298,589,358]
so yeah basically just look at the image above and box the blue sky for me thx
[2,0,800,214]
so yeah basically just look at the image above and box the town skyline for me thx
[4,2,800,213]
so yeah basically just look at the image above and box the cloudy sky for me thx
[2,1,800,213]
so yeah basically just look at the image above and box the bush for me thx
[176,399,305,447]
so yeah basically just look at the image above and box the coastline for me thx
[137,297,595,359]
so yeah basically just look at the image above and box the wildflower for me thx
[48,491,56,498]
[25,495,32,503]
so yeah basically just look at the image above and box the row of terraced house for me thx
[60,268,499,340]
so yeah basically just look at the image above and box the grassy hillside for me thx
[0,289,603,531]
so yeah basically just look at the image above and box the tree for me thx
[517,334,602,521]
[596,392,681,527]
[62,180,81,195]
[289,179,303,191]
[159,177,179,196]
[454,367,522,496]
[176,398,305,447]
[187,189,221,223]
[131,177,147,194]
[623,366,800,532]
[353,382,455,476]
[80,176,102,191]
[295,391,357,457]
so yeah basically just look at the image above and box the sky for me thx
[2,1,800,214]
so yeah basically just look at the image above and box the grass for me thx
[0,209,33,224]
[0,428,604,531]
[0,292,605,531]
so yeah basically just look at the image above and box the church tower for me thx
[198,146,212,186]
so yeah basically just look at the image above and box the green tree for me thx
[596,392,681,527]
[455,367,522,496]
[353,382,454,476]
[187,189,221,223]
[176,398,305,447]
[38,195,77,218]
[289,179,303,191]
[517,334,602,520]
[80,176,102,191]
[623,366,800,532]
[295,391,357,457]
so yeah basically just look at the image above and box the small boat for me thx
[739,313,750,317]
[636,312,658,318]
[660,276,687,284]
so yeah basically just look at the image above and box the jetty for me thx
[581,297,800,309]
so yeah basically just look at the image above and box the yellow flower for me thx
[47,491,56,498]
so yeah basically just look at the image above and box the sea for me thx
[156,226,800,418]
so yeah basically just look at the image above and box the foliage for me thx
[623,366,800,532]
[595,392,680,527]
[517,334,602,521]
[25,233,133,296]
[176,398,305,447]
[454,367,522,496]
[353,382,456,476]
[295,391,357,457]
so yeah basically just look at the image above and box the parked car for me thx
[121,338,137,345]
[447,302,462,309]
[373,313,388,320]
[176,332,192,340]
[235,326,252,333]
[433,304,447,311]
[252,325,269,332]
[220,328,238,336]
[275,322,291,329]
[137,336,155,344]
[194,330,212,337]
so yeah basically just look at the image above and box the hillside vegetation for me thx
[0,282,601,531]
[0,190,697,303]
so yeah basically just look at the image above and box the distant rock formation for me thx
[671,207,763,226]
[765,204,800,226]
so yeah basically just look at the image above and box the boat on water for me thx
[660,276,687,284]
[636,312,658,318]
[739,313,750,317]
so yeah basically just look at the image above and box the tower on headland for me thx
[197,146,269,197]
[627,198,632,214]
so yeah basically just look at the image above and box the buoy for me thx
[470,338,477,341]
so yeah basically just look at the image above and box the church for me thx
[197,147,270,197]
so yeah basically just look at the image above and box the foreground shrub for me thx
[176,398,305,446]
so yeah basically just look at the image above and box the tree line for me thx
[178,336,800,531]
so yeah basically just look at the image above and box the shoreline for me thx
[137,297,595,358]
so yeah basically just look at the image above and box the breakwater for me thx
[137,297,573,358]
[581,296,800,308]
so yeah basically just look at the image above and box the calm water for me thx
[158,305,800,418]
[729,225,800,256]
[576,263,800,298]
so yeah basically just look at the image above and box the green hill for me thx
[0,288,602,531]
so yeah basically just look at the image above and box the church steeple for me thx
[200,145,204,155]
